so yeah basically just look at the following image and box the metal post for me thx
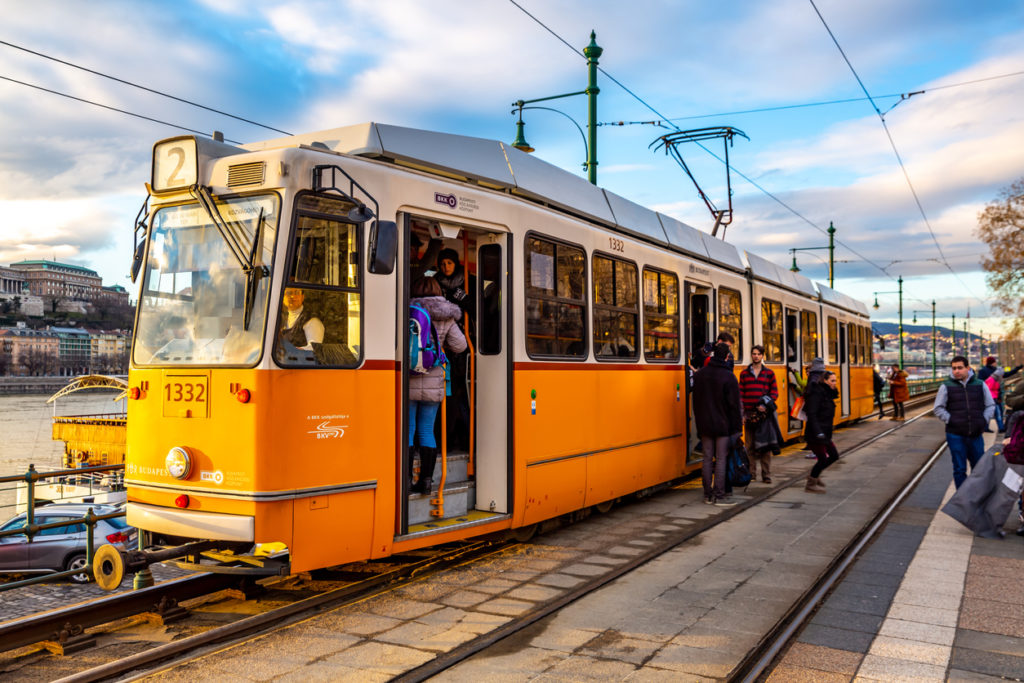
[951,314,956,360]
[930,300,936,380]
[584,31,602,185]
[827,221,835,288]
[897,276,904,369]
[133,530,154,589]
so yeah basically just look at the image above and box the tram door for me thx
[474,237,509,514]
[839,323,851,416]
[785,308,802,432]
[685,282,712,462]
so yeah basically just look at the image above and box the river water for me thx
[0,393,125,516]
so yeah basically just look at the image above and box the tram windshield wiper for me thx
[191,185,270,330]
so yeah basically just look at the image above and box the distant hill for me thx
[872,322,956,336]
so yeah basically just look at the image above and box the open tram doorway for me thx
[685,281,712,463]
[401,215,510,536]
[839,323,851,417]
[785,307,802,432]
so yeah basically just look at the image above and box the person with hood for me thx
[435,247,475,318]
[934,355,996,488]
[408,276,467,494]
[887,364,909,421]
[979,356,1023,433]
[799,357,827,458]
[692,342,743,506]
[804,370,840,493]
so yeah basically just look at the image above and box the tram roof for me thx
[743,251,818,298]
[243,122,746,273]
[816,283,870,316]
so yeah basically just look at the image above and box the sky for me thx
[1,0,1022,339]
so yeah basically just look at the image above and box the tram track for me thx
[1,393,939,682]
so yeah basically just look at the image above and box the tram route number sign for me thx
[162,375,210,418]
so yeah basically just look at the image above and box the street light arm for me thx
[514,105,589,170]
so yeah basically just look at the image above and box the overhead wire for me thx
[0,73,243,144]
[807,0,986,307]
[506,0,901,285]
[600,68,1024,124]
[0,39,291,136]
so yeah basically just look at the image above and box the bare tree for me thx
[977,178,1024,338]
[21,347,57,376]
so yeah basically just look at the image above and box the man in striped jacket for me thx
[739,345,779,483]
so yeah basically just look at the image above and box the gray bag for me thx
[942,450,1024,538]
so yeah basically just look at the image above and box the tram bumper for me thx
[127,502,255,542]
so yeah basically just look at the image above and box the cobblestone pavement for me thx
[0,562,191,622]
[140,410,942,682]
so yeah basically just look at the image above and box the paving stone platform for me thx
[139,408,968,682]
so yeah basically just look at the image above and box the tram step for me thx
[412,449,472,484]
[407,481,475,526]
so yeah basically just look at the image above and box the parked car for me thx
[0,503,135,584]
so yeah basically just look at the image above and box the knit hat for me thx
[985,356,996,366]
[808,357,826,374]
[437,248,460,267]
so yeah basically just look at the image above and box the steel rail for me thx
[733,439,948,682]
[0,572,234,653]
[391,401,940,682]
[47,541,507,683]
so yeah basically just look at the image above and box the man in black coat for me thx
[692,342,743,506]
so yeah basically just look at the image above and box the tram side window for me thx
[642,268,680,361]
[801,311,818,363]
[827,317,839,364]
[274,194,361,368]
[864,325,872,365]
[593,255,638,360]
[525,235,586,358]
[761,299,784,363]
[719,287,743,361]
[478,244,502,355]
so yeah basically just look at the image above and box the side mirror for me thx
[130,240,146,283]
[368,220,397,275]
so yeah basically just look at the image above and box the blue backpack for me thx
[409,303,446,375]
[727,439,753,488]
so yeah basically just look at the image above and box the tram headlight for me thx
[165,447,193,480]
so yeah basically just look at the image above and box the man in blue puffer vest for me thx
[934,355,996,488]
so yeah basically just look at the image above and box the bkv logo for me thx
[308,421,347,439]
[434,192,457,209]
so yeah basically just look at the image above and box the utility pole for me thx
[584,32,602,185]
[930,300,936,380]
[827,221,836,289]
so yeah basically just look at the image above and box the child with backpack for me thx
[409,276,467,494]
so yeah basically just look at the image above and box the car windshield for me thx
[106,516,130,529]
[134,194,279,366]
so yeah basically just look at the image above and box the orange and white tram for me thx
[110,123,875,581]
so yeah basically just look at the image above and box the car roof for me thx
[33,504,122,515]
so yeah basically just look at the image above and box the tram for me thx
[105,123,873,582]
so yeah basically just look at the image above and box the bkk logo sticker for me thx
[307,414,349,440]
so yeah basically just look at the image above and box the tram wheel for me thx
[511,523,538,542]
[595,500,614,514]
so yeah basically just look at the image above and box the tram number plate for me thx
[162,376,209,418]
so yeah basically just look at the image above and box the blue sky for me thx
[1,0,1022,339]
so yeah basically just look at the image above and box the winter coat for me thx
[691,357,742,437]
[888,369,909,403]
[435,264,475,317]
[934,375,991,437]
[408,296,467,403]
[803,381,838,444]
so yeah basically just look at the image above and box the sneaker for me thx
[713,497,737,507]
[805,452,817,459]
[703,496,714,505]
[762,477,772,484]
[1016,524,1024,537]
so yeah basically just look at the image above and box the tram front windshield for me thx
[134,195,279,366]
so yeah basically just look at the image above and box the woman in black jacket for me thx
[804,371,840,493]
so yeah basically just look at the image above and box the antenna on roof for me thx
[650,126,748,240]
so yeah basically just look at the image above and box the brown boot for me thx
[805,476,826,493]
[815,477,826,488]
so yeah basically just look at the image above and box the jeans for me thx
[701,435,731,500]
[809,440,839,477]
[994,400,1005,432]
[409,400,440,448]
[946,432,984,488]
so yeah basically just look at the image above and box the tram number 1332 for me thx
[163,380,207,403]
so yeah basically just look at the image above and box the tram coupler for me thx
[92,540,220,591]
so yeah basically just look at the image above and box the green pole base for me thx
[133,568,155,590]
